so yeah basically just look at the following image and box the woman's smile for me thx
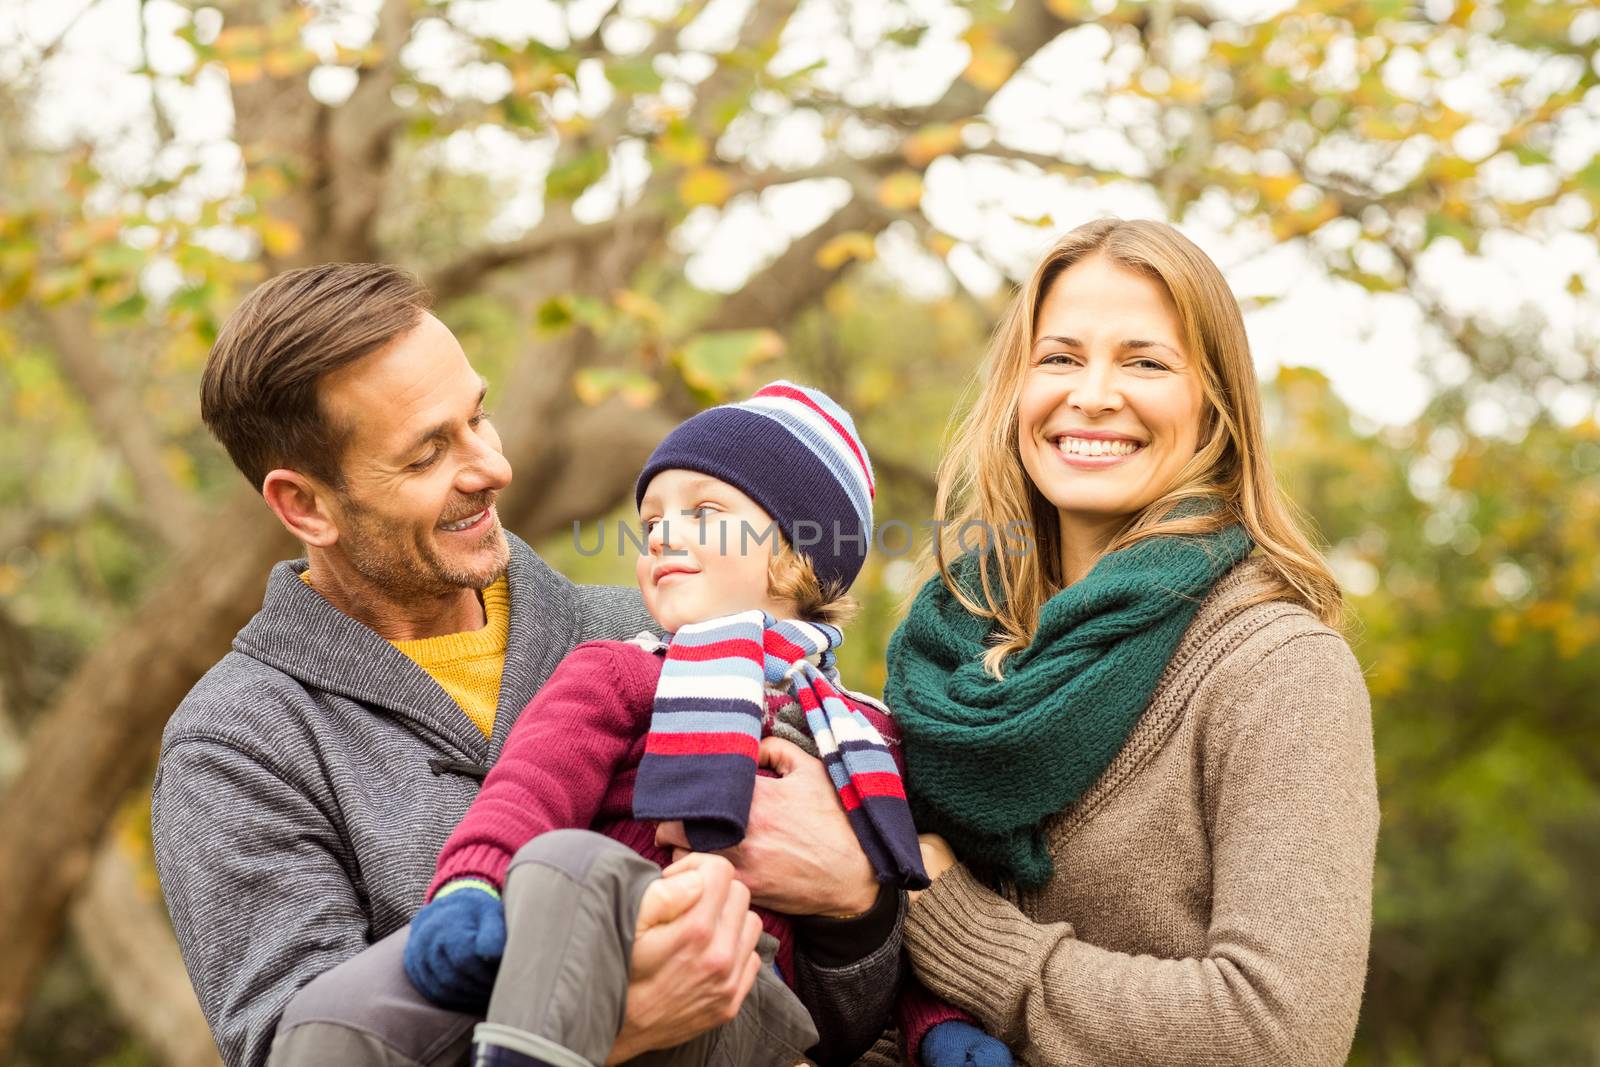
[1048,430,1148,469]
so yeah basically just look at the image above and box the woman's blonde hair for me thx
[921,218,1341,676]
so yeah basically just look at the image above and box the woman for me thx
[881,218,1378,1066]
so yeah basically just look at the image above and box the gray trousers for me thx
[267,830,818,1067]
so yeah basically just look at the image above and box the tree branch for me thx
[36,306,199,548]
[319,0,415,261]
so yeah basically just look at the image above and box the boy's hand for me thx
[402,882,506,1011]
[656,737,878,917]
[921,1020,1014,1067]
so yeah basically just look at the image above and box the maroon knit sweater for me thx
[429,637,964,1060]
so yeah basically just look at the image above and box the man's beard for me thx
[336,492,510,601]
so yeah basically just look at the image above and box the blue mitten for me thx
[921,1020,1014,1067]
[402,879,507,1011]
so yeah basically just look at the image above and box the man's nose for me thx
[456,433,512,495]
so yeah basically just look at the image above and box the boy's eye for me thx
[685,505,716,519]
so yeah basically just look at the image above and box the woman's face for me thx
[1017,254,1207,541]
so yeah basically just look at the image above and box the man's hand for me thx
[656,737,878,917]
[605,853,764,1064]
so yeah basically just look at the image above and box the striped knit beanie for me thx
[634,381,876,592]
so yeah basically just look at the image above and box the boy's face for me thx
[636,469,796,633]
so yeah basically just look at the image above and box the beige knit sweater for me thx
[880,559,1379,1067]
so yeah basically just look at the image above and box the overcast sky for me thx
[4,0,1597,431]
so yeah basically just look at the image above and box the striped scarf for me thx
[633,610,928,889]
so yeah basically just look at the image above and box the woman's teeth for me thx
[439,508,487,532]
[1057,437,1141,457]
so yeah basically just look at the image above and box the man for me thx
[152,263,903,1067]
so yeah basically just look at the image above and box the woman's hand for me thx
[909,834,957,904]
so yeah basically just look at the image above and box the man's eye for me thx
[409,449,441,471]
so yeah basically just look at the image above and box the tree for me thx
[0,0,1594,1058]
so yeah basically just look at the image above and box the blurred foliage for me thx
[1,0,1598,1063]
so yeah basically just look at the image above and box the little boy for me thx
[403,383,1007,1067]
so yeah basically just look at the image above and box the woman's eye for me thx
[470,409,492,426]
[1040,352,1079,367]
[1131,358,1168,371]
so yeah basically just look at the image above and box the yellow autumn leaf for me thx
[815,232,877,270]
[258,217,303,257]
[214,25,266,53]
[678,166,733,207]
[824,283,855,317]
[224,56,265,84]
[263,45,313,79]
[1258,175,1301,204]
[961,28,1017,92]
[903,124,965,167]
[655,121,707,167]
[875,171,924,212]
[574,368,662,409]
[1045,0,1092,17]
[612,288,664,327]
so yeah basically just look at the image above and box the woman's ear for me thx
[262,469,339,548]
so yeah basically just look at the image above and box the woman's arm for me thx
[904,632,1378,1067]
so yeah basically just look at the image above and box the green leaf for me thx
[574,367,661,408]
[885,25,929,47]
[606,56,663,95]
[102,291,148,325]
[545,150,608,201]
[675,329,784,395]
[535,296,574,334]
[1424,212,1478,250]
[1575,156,1600,194]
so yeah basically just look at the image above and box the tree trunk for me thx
[70,842,222,1067]
[0,492,294,1052]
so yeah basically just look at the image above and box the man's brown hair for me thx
[201,262,432,491]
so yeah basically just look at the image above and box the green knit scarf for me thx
[884,523,1252,889]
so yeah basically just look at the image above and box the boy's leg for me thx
[266,927,477,1067]
[480,829,816,1067]
[476,829,659,1065]
[625,933,817,1067]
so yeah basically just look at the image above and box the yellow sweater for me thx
[301,572,509,738]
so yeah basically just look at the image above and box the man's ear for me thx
[262,469,340,548]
